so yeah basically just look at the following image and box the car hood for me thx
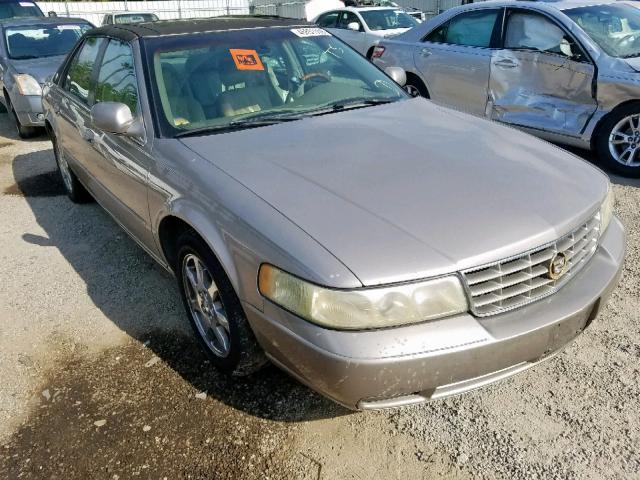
[371,28,412,38]
[12,55,66,84]
[181,99,608,287]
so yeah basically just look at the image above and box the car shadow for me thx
[9,147,346,422]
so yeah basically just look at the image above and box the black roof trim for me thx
[0,16,90,27]
[86,15,312,39]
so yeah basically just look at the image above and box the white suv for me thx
[314,7,419,58]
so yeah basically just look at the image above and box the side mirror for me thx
[347,22,360,32]
[384,66,407,87]
[91,102,143,137]
[48,11,57,17]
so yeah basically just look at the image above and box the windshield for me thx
[115,13,159,24]
[565,4,640,58]
[0,1,43,19]
[360,9,419,31]
[5,23,92,59]
[144,27,407,136]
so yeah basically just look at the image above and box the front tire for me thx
[176,229,266,376]
[596,104,640,178]
[51,132,92,203]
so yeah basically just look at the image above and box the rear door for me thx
[415,8,501,116]
[488,9,597,135]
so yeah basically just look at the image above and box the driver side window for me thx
[505,12,585,60]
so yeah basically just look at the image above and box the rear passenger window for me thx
[317,12,339,27]
[425,9,500,48]
[64,37,105,105]
[95,39,138,114]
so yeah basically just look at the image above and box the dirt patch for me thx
[3,171,64,197]
[0,332,331,479]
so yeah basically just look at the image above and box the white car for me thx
[101,12,159,26]
[314,6,419,58]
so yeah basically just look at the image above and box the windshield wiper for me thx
[294,97,397,118]
[622,53,640,59]
[175,114,299,138]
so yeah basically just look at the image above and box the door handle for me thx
[494,59,518,68]
[420,48,432,57]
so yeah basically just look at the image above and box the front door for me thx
[488,10,597,136]
[415,8,501,116]
[89,38,153,246]
[332,11,367,56]
[56,36,108,192]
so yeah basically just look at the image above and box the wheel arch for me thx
[156,208,242,298]
[590,99,640,150]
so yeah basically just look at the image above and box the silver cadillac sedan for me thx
[372,0,640,178]
[42,17,625,410]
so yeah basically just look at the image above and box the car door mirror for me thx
[48,11,57,17]
[347,22,361,32]
[91,102,143,137]
[384,66,407,87]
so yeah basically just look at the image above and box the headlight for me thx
[258,264,468,330]
[599,185,615,235]
[14,74,42,96]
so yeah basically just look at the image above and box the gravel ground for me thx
[0,112,638,479]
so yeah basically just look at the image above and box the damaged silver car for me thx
[372,0,640,177]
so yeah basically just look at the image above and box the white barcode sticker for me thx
[290,28,331,38]
[19,2,35,6]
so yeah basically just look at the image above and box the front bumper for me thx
[245,217,625,410]
[11,93,45,127]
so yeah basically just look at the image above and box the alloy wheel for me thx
[182,253,231,358]
[404,84,421,97]
[608,113,640,167]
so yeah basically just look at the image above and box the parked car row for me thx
[33,15,624,409]
[0,16,93,137]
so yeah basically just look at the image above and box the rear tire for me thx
[175,229,267,376]
[7,96,37,139]
[596,103,640,178]
[51,132,92,203]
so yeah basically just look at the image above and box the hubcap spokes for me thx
[182,254,231,358]
[404,84,420,97]
[609,114,640,167]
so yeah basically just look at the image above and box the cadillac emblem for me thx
[547,252,568,280]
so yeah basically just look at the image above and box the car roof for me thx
[477,0,621,11]
[106,11,157,16]
[0,16,89,28]
[88,15,311,40]
[344,6,401,11]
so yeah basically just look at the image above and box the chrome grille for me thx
[462,213,601,316]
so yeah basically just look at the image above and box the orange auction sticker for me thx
[229,49,264,71]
